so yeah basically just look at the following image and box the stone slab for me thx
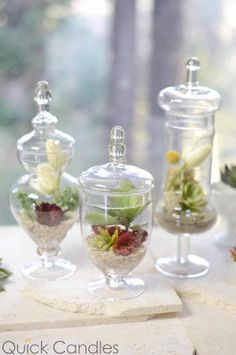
[22,271,182,317]
[0,317,195,355]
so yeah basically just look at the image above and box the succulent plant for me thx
[0,258,11,292]
[85,179,149,228]
[55,187,80,211]
[88,226,119,251]
[230,247,236,262]
[181,181,207,213]
[108,180,148,226]
[221,165,236,188]
[16,191,37,219]
[88,225,148,256]
[36,203,64,226]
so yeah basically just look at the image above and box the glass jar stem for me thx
[176,234,190,264]
[41,254,55,270]
[38,247,60,270]
[105,274,126,289]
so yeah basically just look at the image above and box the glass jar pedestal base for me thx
[22,257,76,281]
[155,234,209,279]
[155,255,209,278]
[88,275,145,300]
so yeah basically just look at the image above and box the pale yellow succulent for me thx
[182,144,211,168]
[31,163,58,195]
[46,139,68,170]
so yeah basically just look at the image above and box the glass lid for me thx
[79,126,154,194]
[17,81,75,160]
[158,57,221,117]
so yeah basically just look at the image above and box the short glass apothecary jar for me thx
[155,58,221,278]
[79,126,154,300]
[9,81,80,280]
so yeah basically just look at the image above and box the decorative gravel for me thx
[86,244,146,275]
[156,208,217,234]
[18,210,76,247]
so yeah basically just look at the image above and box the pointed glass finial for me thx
[34,81,52,112]
[32,81,57,129]
[186,57,200,87]
[109,126,126,163]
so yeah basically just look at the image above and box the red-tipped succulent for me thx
[36,202,64,226]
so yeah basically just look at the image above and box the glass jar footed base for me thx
[155,255,209,279]
[22,257,76,281]
[88,275,145,300]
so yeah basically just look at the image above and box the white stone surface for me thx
[180,300,236,355]
[0,317,195,355]
[0,226,181,331]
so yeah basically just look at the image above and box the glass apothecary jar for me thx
[79,126,154,299]
[155,58,221,278]
[9,81,80,280]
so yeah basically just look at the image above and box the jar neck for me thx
[166,114,215,131]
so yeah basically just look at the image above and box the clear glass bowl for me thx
[79,126,154,300]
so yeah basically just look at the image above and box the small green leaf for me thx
[55,187,80,211]
[0,260,11,292]
[0,268,12,280]
[85,212,118,225]
[16,191,37,219]
[108,179,149,226]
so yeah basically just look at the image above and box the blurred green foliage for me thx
[0,0,107,224]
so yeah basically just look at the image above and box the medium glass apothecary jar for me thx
[9,81,80,280]
[79,126,154,300]
[155,58,221,278]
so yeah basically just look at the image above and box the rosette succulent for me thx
[0,258,11,292]
[221,165,236,188]
[181,181,207,213]
[164,142,211,214]
[85,179,149,228]
[88,225,148,256]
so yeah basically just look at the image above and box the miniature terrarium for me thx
[212,165,236,247]
[9,81,80,280]
[79,126,154,299]
[155,57,221,278]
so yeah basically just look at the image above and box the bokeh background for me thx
[0,0,235,224]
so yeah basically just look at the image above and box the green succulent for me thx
[16,191,37,219]
[0,258,12,292]
[85,213,118,225]
[108,180,148,226]
[181,181,207,213]
[221,165,236,188]
[55,187,80,211]
[85,179,149,228]
[88,227,119,251]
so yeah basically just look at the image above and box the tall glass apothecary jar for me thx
[155,58,221,278]
[79,126,154,300]
[9,81,80,280]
